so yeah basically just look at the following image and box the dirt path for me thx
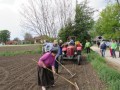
[91,45,120,72]
[0,54,106,90]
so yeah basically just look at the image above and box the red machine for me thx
[61,36,82,65]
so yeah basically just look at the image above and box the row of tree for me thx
[58,0,120,43]
[21,0,95,46]
[0,30,34,44]
[93,3,120,39]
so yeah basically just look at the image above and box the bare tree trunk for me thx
[30,0,43,36]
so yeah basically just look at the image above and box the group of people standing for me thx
[98,40,120,58]
[38,38,120,90]
[37,38,84,90]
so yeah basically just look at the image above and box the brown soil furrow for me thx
[75,57,105,90]
[4,60,30,74]
[1,63,35,89]
[0,54,106,90]
[0,67,9,84]
[1,66,37,90]
[82,61,93,90]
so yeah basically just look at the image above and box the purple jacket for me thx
[38,52,55,67]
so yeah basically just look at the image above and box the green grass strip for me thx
[0,47,42,56]
[86,51,120,90]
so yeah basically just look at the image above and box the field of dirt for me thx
[0,54,106,90]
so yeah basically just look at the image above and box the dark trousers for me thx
[55,57,59,73]
[111,49,116,58]
[101,49,106,57]
[38,66,54,86]
[86,47,90,54]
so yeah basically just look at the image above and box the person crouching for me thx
[37,48,58,90]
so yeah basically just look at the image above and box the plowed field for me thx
[0,54,106,90]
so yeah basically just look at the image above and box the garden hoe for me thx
[56,60,76,79]
[32,59,79,90]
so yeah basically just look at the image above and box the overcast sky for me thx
[0,0,109,40]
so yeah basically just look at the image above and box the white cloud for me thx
[0,0,16,5]
[0,0,25,40]
[88,0,107,20]
[78,0,108,20]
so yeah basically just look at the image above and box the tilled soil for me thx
[0,54,106,90]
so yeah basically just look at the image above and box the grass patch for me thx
[0,50,41,56]
[0,45,42,56]
[86,51,120,90]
